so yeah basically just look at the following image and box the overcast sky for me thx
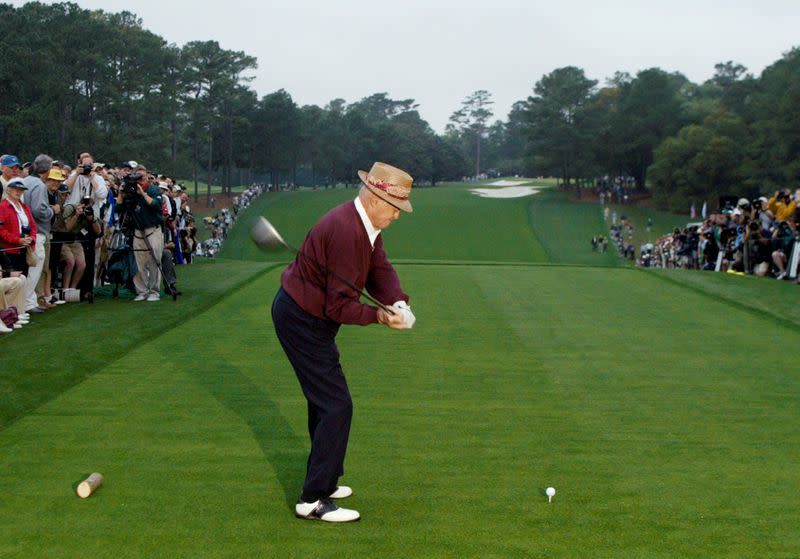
[12,0,800,132]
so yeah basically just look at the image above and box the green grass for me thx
[0,259,274,429]
[528,190,618,266]
[604,202,692,248]
[176,180,250,196]
[1,182,799,557]
[221,186,549,264]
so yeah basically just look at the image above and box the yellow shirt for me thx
[768,196,797,221]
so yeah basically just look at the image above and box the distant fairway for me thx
[1,184,798,557]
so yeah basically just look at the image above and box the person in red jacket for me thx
[0,178,37,276]
[272,162,416,523]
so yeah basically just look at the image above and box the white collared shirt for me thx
[354,196,380,248]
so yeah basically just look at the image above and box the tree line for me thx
[0,2,467,201]
[2,2,798,211]
[505,54,800,212]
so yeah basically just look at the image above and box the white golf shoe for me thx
[329,485,353,499]
[295,498,360,522]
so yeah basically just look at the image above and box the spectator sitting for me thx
[1,263,29,332]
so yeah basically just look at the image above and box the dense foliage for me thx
[2,2,799,210]
[0,2,467,192]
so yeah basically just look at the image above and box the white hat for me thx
[158,182,169,190]
[737,198,750,207]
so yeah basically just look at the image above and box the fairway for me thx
[2,186,799,557]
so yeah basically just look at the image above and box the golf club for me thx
[251,216,395,314]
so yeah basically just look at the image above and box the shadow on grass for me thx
[191,363,306,509]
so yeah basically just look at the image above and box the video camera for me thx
[122,173,143,196]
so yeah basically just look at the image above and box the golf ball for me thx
[546,487,556,497]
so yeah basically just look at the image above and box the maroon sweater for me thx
[281,200,408,325]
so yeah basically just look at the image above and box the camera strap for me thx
[78,175,95,199]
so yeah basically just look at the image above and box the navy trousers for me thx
[271,287,352,502]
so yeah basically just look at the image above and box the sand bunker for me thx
[485,179,533,187]
[470,186,540,199]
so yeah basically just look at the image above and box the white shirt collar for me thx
[354,196,380,247]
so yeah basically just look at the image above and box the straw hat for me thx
[47,168,66,182]
[357,162,413,213]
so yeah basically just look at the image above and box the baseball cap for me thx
[6,177,27,190]
[737,198,750,207]
[1,154,21,167]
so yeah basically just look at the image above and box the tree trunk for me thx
[193,135,199,203]
[207,131,213,207]
[476,134,481,178]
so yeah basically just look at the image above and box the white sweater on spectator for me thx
[66,173,109,219]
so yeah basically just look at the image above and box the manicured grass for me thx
[1,265,798,557]
[222,186,549,264]
[0,259,274,429]
[603,202,691,248]
[528,190,619,266]
[1,182,799,557]
[176,180,249,196]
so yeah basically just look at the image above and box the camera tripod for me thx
[117,202,178,301]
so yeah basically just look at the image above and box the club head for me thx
[251,216,290,252]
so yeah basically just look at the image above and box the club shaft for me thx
[289,244,395,314]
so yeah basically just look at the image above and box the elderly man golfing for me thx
[271,162,415,523]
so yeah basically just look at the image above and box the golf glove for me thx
[392,301,416,329]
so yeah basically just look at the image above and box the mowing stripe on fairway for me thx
[1,264,798,557]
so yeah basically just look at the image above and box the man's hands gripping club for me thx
[377,301,416,330]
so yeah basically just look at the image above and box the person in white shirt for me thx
[63,151,108,219]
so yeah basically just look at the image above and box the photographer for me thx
[745,220,771,276]
[116,165,163,301]
[58,194,101,295]
[64,152,108,213]
[65,152,108,298]
[768,190,797,223]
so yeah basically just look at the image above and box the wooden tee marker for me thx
[77,473,104,499]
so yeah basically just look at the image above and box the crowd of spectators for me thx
[0,150,207,335]
[596,175,636,205]
[197,183,266,257]
[645,190,800,283]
